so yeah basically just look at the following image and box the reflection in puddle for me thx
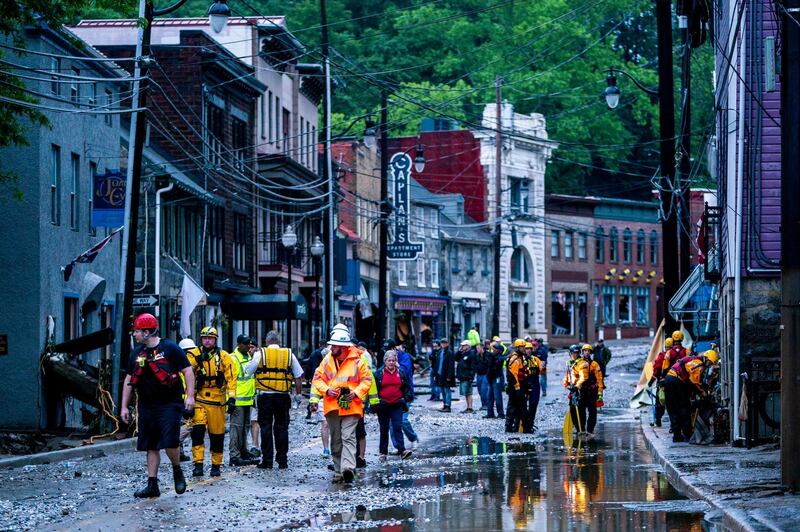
[284,419,714,531]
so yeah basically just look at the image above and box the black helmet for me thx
[569,344,580,354]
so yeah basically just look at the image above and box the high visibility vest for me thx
[255,345,293,393]
[231,347,256,406]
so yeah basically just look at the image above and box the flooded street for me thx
[291,410,709,531]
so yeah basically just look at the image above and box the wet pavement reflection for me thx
[286,412,712,531]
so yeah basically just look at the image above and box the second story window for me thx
[51,144,61,225]
[564,231,573,259]
[595,227,605,262]
[466,247,474,274]
[208,207,224,266]
[481,248,490,275]
[430,259,439,288]
[416,257,426,287]
[609,227,618,262]
[70,67,80,104]
[450,243,459,273]
[578,232,587,260]
[650,230,659,265]
[510,177,529,213]
[637,229,646,263]
[282,108,290,154]
[551,230,560,258]
[70,153,80,231]
[623,228,632,263]
[207,104,225,167]
[233,214,247,271]
[231,117,247,172]
[397,260,407,286]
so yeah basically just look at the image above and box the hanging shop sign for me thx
[386,153,424,260]
[92,169,126,228]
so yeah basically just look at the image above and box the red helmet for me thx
[133,313,158,331]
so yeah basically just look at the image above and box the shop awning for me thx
[392,289,449,313]
[222,293,309,321]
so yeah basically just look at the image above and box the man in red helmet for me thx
[120,313,195,498]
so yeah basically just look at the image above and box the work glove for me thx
[596,394,604,407]
[337,387,352,410]
[226,398,236,414]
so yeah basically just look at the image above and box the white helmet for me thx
[178,338,197,350]
[332,323,350,334]
[328,326,353,346]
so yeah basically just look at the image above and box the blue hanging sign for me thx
[386,153,424,260]
[92,170,126,228]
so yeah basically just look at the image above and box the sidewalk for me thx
[641,418,799,531]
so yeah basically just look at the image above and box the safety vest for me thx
[668,356,703,384]
[255,345,293,393]
[190,348,226,390]
[361,352,379,407]
[231,347,255,406]
[662,346,688,373]
[506,352,526,390]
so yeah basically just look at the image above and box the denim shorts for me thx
[459,381,473,396]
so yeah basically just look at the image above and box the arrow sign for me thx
[132,295,159,307]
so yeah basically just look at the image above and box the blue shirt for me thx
[397,350,414,396]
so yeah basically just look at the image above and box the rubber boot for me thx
[173,465,186,494]
[134,477,160,498]
[192,463,204,477]
[210,464,221,477]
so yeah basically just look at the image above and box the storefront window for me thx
[551,291,575,336]
[602,285,616,325]
[636,286,650,326]
[619,285,632,325]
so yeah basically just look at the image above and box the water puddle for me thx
[284,414,718,531]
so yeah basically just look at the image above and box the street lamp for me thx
[208,0,231,33]
[309,235,325,347]
[282,224,297,350]
[363,116,377,149]
[603,74,621,109]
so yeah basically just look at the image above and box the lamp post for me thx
[282,224,298,350]
[310,235,325,346]
[371,89,426,352]
[602,60,680,333]
[113,0,232,407]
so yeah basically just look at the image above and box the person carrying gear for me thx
[505,339,529,433]
[581,344,604,435]
[311,326,373,483]
[648,337,674,427]
[522,342,543,433]
[245,330,303,470]
[228,335,259,467]
[562,344,591,435]
[662,331,689,376]
[185,326,236,478]
[120,313,194,498]
[662,349,720,442]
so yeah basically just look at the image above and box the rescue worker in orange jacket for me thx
[662,349,720,442]
[186,326,236,478]
[661,331,689,376]
[311,325,373,483]
[522,342,543,433]
[563,344,592,434]
[580,344,604,435]
[648,337,674,427]
[505,339,528,433]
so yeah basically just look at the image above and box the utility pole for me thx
[377,90,389,350]
[320,0,334,336]
[654,0,679,333]
[677,13,692,285]
[492,77,502,338]
[780,0,800,491]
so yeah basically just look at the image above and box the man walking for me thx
[312,326,373,483]
[228,335,258,466]
[186,326,235,478]
[428,340,441,401]
[534,338,548,397]
[593,338,613,377]
[433,338,456,412]
[456,340,477,413]
[486,337,506,418]
[246,331,303,469]
[120,313,194,498]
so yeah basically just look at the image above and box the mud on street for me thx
[0,339,715,531]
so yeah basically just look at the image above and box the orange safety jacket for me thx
[662,346,688,374]
[563,358,590,389]
[588,359,604,392]
[311,346,373,417]
[667,356,705,393]
[506,351,526,391]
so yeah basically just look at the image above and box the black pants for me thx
[505,389,526,433]
[663,376,692,440]
[257,393,291,466]
[654,382,665,425]
[570,388,598,433]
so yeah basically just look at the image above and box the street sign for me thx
[387,152,424,261]
[132,295,159,307]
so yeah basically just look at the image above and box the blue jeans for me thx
[390,408,418,449]
[476,374,490,409]
[488,374,505,417]
[378,402,405,454]
[540,372,548,396]
[441,387,452,407]
[429,371,440,399]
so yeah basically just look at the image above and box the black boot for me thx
[192,463,204,477]
[134,477,160,498]
[173,465,186,494]
[210,464,221,477]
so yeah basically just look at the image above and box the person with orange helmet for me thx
[120,313,195,499]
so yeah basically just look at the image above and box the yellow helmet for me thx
[671,331,684,342]
[703,349,720,365]
[581,344,592,352]
[513,338,526,348]
[525,342,533,349]
[665,337,674,348]
[200,326,219,338]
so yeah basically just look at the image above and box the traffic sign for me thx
[132,295,159,307]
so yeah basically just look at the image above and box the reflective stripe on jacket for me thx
[311,346,373,416]
[255,346,293,393]
[231,347,255,406]
[361,352,379,407]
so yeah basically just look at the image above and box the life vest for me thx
[668,356,703,383]
[129,346,180,387]
[506,352,526,390]
[231,347,256,406]
[662,346,688,373]
[255,345,293,393]
[193,348,226,390]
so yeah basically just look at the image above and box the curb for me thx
[638,417,762,532]
[0,437,135,470]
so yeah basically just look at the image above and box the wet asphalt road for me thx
[0,339,718,531]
